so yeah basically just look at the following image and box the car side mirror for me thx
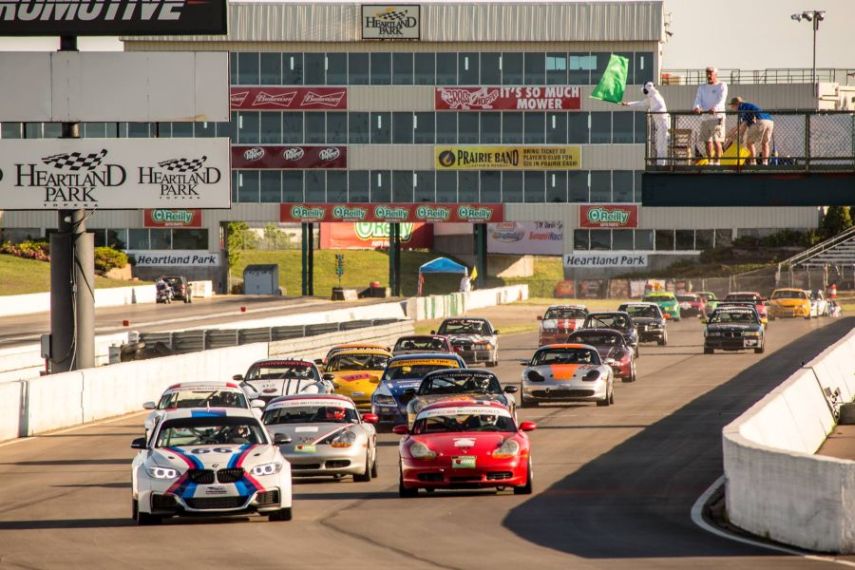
[314,358,324,365]
[519,359,529,366]
[362,413,379,424]
[519,421,537,432]
[536,315,543,321]
[143,401,156,410]
[131,437,147,449]
[504,385,518,394]
[273,433,292,445]
[494,330,500,335]
[232,374,243,381]
[392,424,410,435]
[250,399,265,409]
[323,373,335,381]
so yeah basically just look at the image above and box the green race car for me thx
[697,291,720,317]
[642,292,681,321]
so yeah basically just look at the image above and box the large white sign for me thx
[128,251,220,267]
[488,221,563,255]
[0,52,228,122]
[564,251,649,268]
[0,139,230,210]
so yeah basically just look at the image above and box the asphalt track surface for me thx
[0,314,853,569]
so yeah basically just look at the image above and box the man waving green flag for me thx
[591,54,629,103]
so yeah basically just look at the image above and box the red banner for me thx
[280,203,505,224]
[319,222,434,250]
[230,87,347,110]
[579,205,639,229]
[435,86,581,111]
[143,209,203,228]
[232,146,347,169]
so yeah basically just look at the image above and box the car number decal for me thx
[452,456,477,469]
[453,438,476,448]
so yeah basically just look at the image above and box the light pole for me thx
[790,10,826,91]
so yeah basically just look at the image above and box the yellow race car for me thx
[321,348,392,410]
[767,288,812,319]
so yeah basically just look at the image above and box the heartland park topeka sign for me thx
[0,139,231,210]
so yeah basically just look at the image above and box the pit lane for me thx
[0,313,851,569]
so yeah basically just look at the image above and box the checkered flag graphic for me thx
[41,149,108,171]
[378,9,408,23]
[158,156,207,173]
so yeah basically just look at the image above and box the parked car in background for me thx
[567,328,637,382]
[642,291,681,321]
[537,304,588,346]
[618,302,667,345]
[519,343,615,407]
[163,275,192,303]
[433,318,499,367]
[676,293,705,318]
[696,291,720,317]
[581,311,638,356]
[703,305,765,354]
[392,335,454,356]
[767,288,812,319]
[234,358,330,403]
[724,291,769,324]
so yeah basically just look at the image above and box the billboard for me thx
[230,87,347,111]
[0,138,230,210]
[579,205,639,228]
[488,222,563,255]
[435,146,581,170]
[281,203,505,223]
[0,0,228,36]
[127,250,220,267]
[143,209,203,228]
[436,86,581,111]
[564,252,649,268]
[361,5,420,40]
[319,222,433,249]
[0,52,228,123]
[232,146,347,169]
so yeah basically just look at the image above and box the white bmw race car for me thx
[131,408,292,524]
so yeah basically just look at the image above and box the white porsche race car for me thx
[131,408,292,525]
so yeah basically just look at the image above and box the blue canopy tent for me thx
[418,257,468,295]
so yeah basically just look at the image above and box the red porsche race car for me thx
[393,400,535,497]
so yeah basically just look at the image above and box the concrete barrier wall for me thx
[723,328,855,553]
[0,382,23,442]
[407,285,530,321]
[0,284,159,318]
[269,321,414,361]
[0,332,130,383]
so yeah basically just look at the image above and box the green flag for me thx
[590,54,629,103]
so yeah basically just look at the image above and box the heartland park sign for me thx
[0,139,231,210]
[281,203,505,223]
[564,251,648,268]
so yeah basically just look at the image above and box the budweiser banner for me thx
[281,203,505,224]
[436,86,581,111]
[0,138,230,210]
[232,146,347,169]
[579,204,639,228]
[435,146,581,170]
[320,222,434,250]
[230,87,347,111]
[144,209,203,228]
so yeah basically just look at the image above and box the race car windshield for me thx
[155,417,267,447]
[263,405,359,425]
[586,315,628,329]
[326,354,390,371]
[726,295,757,302]
[246,364,318,382]
[676,295,697,302]
[395,338,448,352]
[418,374,502,395]
[412,413,515,434]
[709,311,757,324]
[531,348,600,366]
[623,305,658,318]
[544,308,587,319]
[157,390,248,410]
[383,363,458,381]
[437,320,489,335]
[772,290,807,300]
[642,295,672,303]
[569,333,621,346]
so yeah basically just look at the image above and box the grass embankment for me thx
[0,254,144,296]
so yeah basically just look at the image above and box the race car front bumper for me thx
[636,326,665,342]
[454,348,497,364]
[401,456,527,489]
[522,377,608,402]
[285,449,368,477]
[371,402,407,425]
[705,336,761,350]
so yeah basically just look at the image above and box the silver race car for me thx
[131,408,292,525]
[263,395,379,481]
[519,343,615,407]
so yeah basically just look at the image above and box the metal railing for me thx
[644,110,855,172]
[778,225,855,269]
[661,68,855,86]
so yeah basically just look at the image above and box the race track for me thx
[0,314,852,569]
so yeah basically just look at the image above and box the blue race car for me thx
[370,352,465,427]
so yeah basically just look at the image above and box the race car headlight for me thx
[492,438,520,459]
[583,369,601,382]
[706,331,721,337]
[408,441,436,460]
[526,370,545,383]
[330,430,357,448]
[250,462,283,476]
[146,466,179,480]
[744,331,760,337]
[372,383,396,406]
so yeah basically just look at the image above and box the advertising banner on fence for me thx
[230,87,347,110]
[280,203,505,223]
[0,0,228,36]
[487,221,563,255]
[579,204,639,228]
[320,222,433,249]
[0,138,230,210]
[362,5,420,39]
[127,250,220,267]
[144,209,203,228]
[436,86,581,111]
[564,251,649,268]
[232,146,347,169]
[435,146,581,170]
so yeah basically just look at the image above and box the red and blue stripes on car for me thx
[165,447,204,499]
[227,444,266,496]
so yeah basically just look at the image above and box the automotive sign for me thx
[230,87,347,111]
[143,209,203,228]
[488,221,563,255]
[281,203,505,223]
[319,222,434,250]
[435,146,581,170]
[579,205,639,228]
[436,87,581,111]
[0,0,228,36]
[0,138,230,210]
[361,5,420,40]
[232,146,347,169]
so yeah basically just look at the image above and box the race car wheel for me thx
[398,469,418,498]
[268,507,293,521]
[354,453,372,482]
[520,395,538,408]
[133,500,162,526]
[514,459,533,495]
[634,346,639,358]
[596,387,613,407]
[658,332,668,346]
[622,365,637,383]
[370,455,379,478]
[755,344,765,354]
[704,347,714,354]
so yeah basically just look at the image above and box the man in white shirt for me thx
[692,67,728,164]
[622,81,670,165]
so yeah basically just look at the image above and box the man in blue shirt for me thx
[728,96,775,165]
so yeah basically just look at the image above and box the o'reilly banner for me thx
[0,138,230,210]
[0,0,227,36]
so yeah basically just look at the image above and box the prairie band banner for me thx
[435,146,581,170]
[281,203,505,223]
[436,86,581,111]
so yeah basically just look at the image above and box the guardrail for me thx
[644,110,855,172]
[661,68,855,85]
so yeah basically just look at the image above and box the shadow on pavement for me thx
[503,317,855,559]
[0,459,127,466]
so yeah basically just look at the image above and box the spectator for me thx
[727,96,775,165]
[459,273,472,293]
[692,67,728,164]
[622,81,670,165]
